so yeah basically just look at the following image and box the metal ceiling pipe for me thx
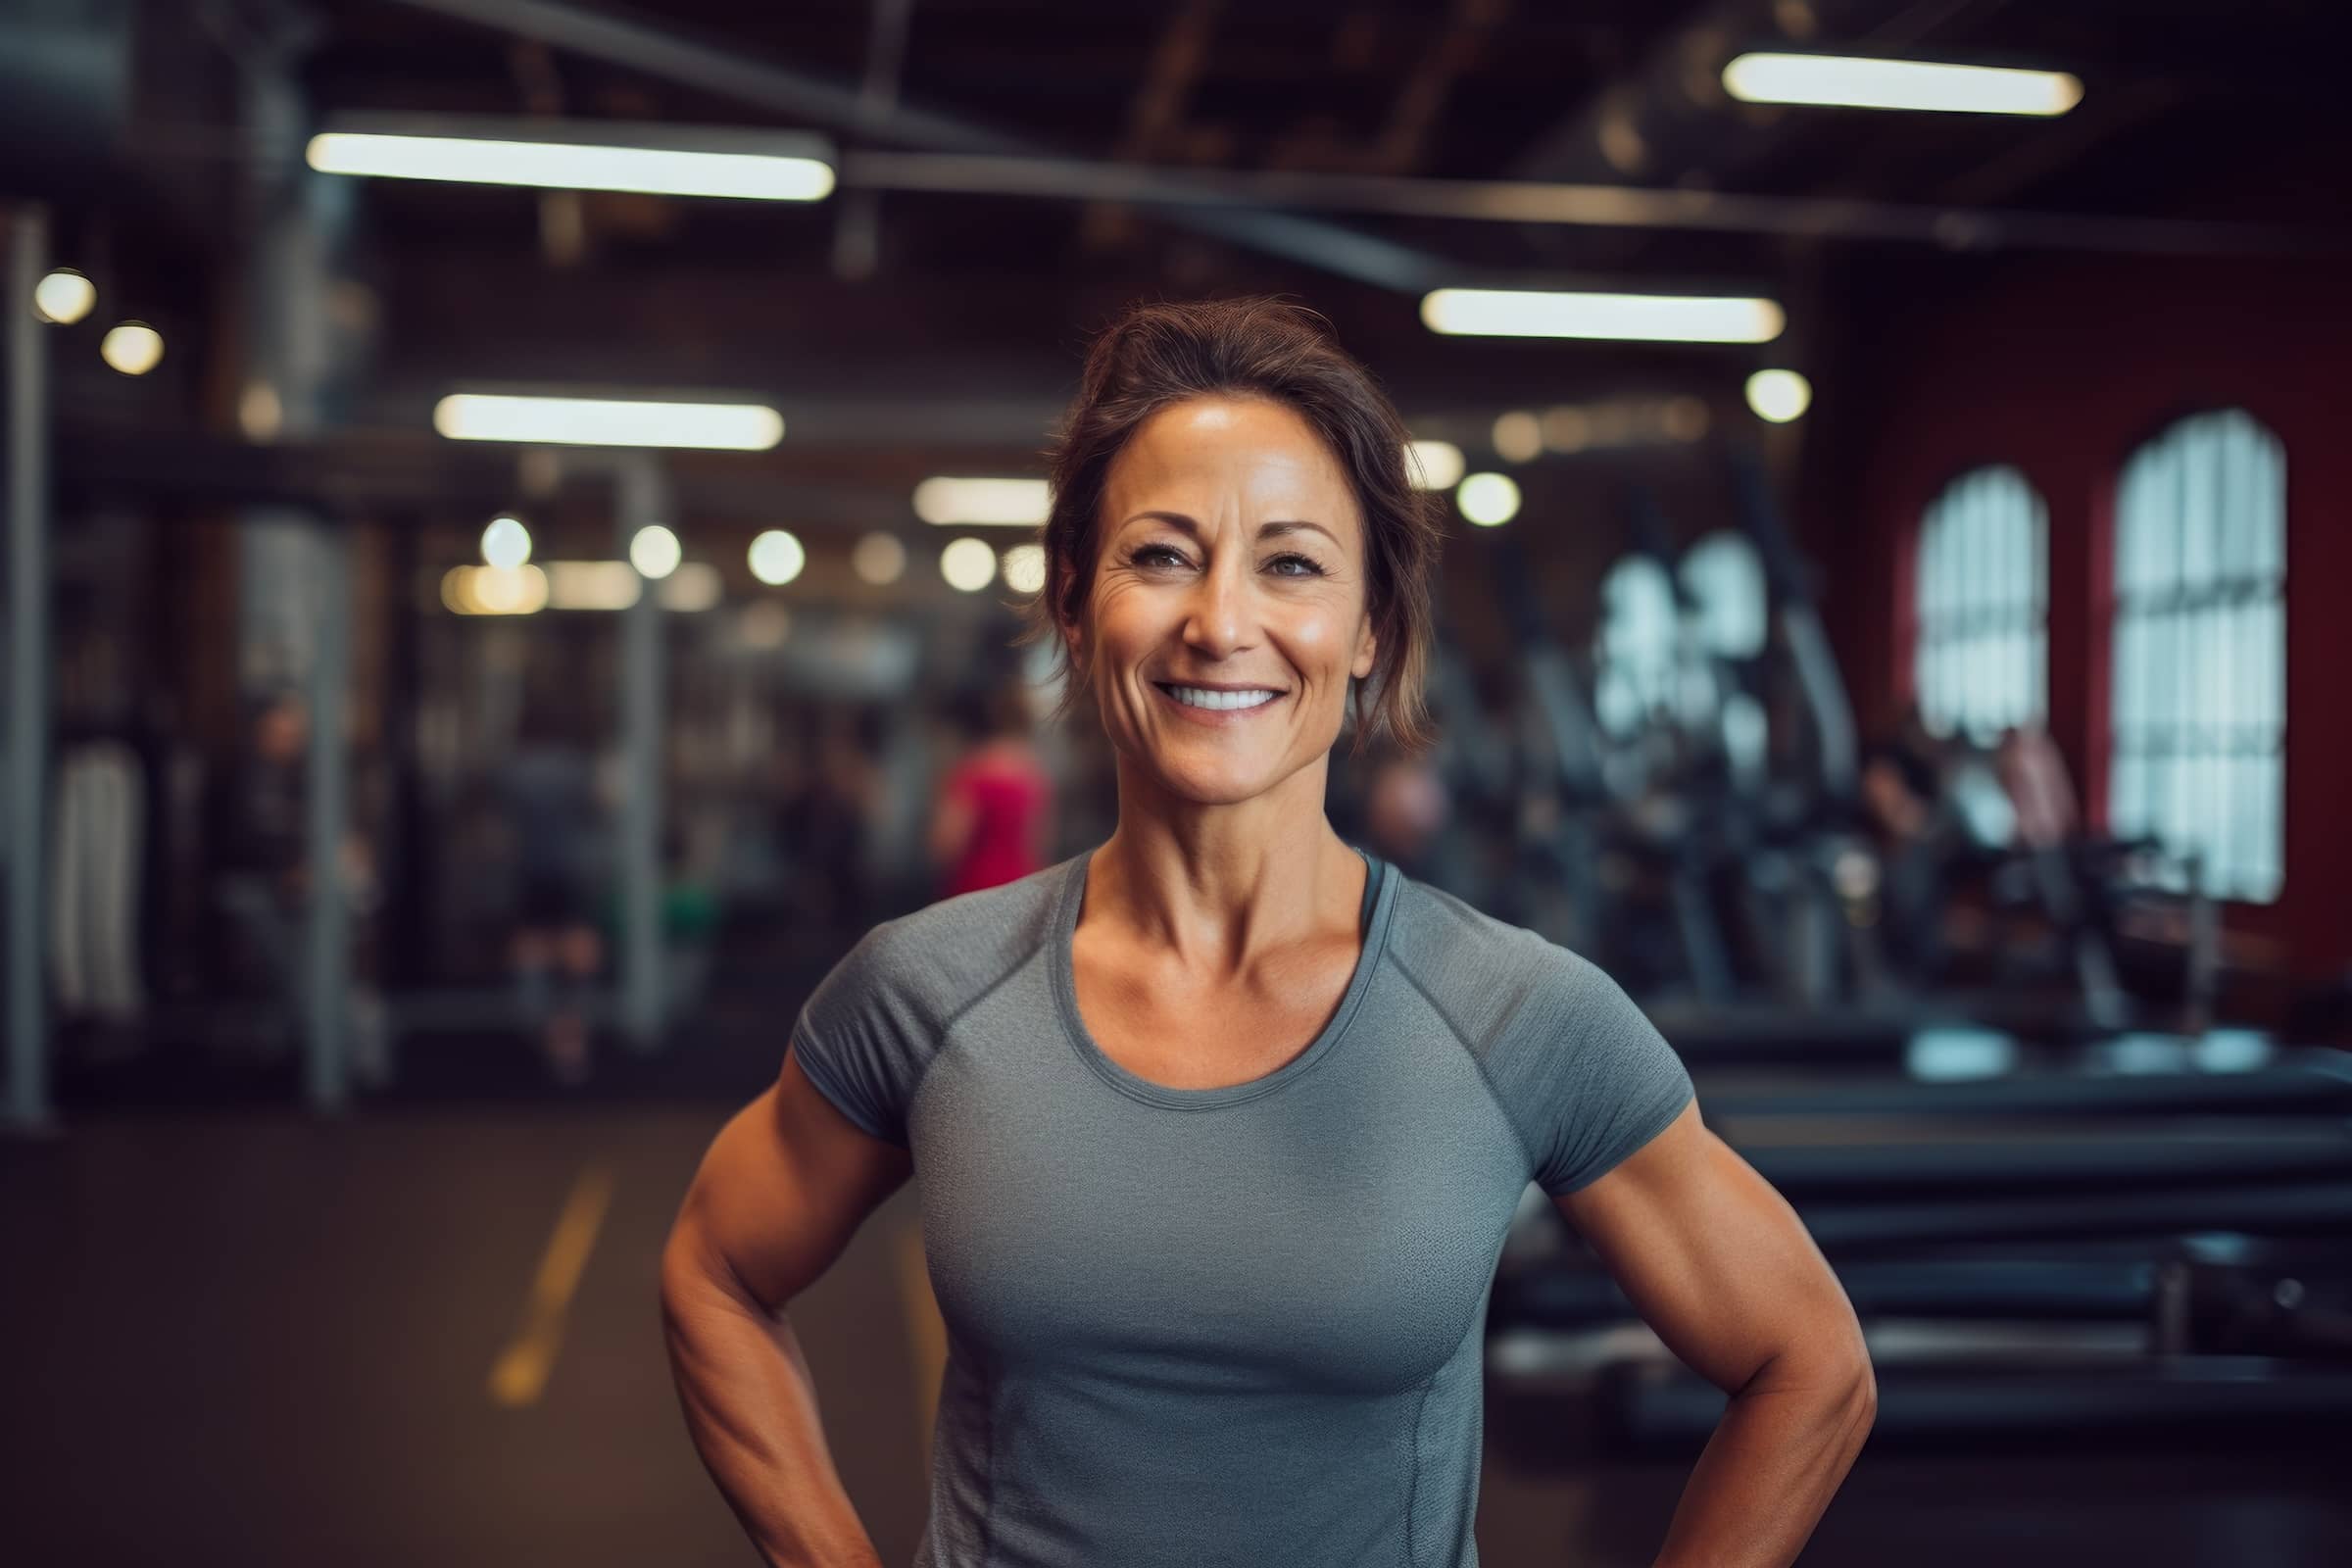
[383,0,1445,290]
[837,149,2343,258]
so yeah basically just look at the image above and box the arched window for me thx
[1594,556,1678,736]
[1914,466,2046,743]
[2109,410,2284,902]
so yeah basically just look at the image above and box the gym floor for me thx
[6,1102,2349,1567]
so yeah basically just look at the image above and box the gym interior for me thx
[4,2,2350,1564]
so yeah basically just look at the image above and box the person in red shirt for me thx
[929,676,1057,898]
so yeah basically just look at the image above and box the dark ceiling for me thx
[17,0,2352,538]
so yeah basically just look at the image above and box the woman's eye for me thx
[1269,553,1325,576]
[1133,544,1187,568]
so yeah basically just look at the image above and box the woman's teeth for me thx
[1162,685,1277,711]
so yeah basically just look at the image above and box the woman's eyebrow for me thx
[1119,511,1337,546]
[1117,510,1201,537]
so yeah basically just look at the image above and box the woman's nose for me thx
[1182,559,1250,655]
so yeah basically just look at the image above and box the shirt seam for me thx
[909,935,1054,1137]
[977,1344,1001,1568]
[792,903,1054,1148]
[1391,947,1543,1178]
[1403,1369,1438,1568]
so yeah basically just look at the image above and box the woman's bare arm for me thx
[660,1047,915,1567]
[1554,1099,1876,1568]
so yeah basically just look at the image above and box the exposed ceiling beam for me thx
[829,0,916,280]
[838,150,2347,258]
[382,0,1446,290]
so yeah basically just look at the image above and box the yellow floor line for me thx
[896,1223,947,1462]
[488,1163,616,1408]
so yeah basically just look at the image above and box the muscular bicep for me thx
[663,1044,914,1313]
[1551,1100,1863,1395]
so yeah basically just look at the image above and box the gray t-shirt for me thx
[792,845,1693,1568]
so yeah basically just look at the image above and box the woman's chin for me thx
[1139,750,1314,808]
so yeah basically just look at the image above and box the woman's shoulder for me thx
[1384,875,1619,1033]
[836,854,1075,995]
[1385,873,1561,968]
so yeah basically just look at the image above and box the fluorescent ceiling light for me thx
[914,477,1051,526]
[546,561,641,611]
[433,393,783,450]
[1421,288,1784,344]
[1405,440,1464,491]
[441,565,549,616]
[1722,53,2082,116]
[306,117,835,200]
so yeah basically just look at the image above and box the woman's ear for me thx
[1054,561,1087,666]
[1349,612,1379,682]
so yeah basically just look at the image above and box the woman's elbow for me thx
[1837,1346,1878,1452]
[658,1224,708,1337]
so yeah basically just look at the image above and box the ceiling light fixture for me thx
[1745,369,1813,423]
[1422,288,1785,344]
[432,393,783,451]
[1405,440,1465,491]
[914,477,1051,527]
[307,116,836,200]
[1722,53,2082,116]
[32,269,94,324]
[100,321,164,375]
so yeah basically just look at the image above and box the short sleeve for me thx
[789,920,938,1148]
[1512,945,1694,1196]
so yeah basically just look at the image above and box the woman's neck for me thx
[1089,760,1356,970]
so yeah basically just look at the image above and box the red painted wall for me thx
[1822,256,2351,980]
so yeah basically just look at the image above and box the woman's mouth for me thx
[1153,682,1284,721]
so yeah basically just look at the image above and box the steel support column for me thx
[6,206,53,1131]
[303,524,353,1109]
[615,456,667,1050]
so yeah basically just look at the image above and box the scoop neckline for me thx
[1051,844,1398,1110]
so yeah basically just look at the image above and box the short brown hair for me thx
[1015,297,1443,759]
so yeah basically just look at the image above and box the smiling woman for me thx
[662,297,1871,1568]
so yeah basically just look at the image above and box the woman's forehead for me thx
[1102,398,1359,535]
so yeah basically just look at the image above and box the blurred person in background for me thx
[662,299,1870,1568]
[1859,733,1954,982]
[779,706,888,936]
[1357,741,1451,882]
[215,690,387,1078]
[500,699,605,1086]
[927,673,1056,899]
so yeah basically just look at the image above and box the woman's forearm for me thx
[661,1251,886,1568]
[1650,1352,1876,1568]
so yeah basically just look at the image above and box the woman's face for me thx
[1069,395,1377,808]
